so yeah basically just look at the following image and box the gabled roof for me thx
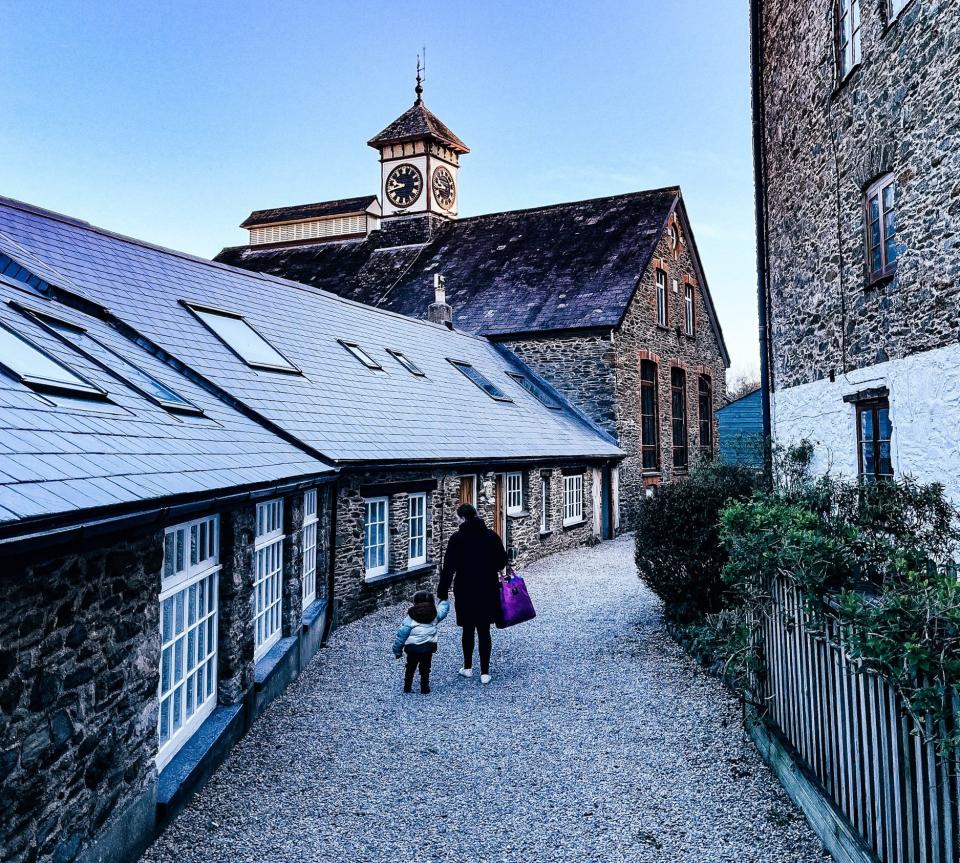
[216,187,731,365]
[367,101,469,153]
[0,277,332,530]
[0,196,622,479]
[240,195,379,229]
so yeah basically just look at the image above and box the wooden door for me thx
[459,475,476,507]
[493,474,505,540]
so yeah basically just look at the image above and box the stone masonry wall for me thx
[0,532,162,863]
[760,0,960,391]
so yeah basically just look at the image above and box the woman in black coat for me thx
[437,503,508,684]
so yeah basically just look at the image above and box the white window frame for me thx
[364,497,389,579]
[655,269,667,328]
[563,474,584,527]
[837,0,863,80]
[302,489,319,608]
[540,476,550,533]
[407,492,427,567]
[684,284,695,336]
[506,472,523,515]
[888,0,909,20]
[157,514,220,770]
[253,498,284,662]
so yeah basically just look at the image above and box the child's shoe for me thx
[480,674,492,685]
[458,667,473,678]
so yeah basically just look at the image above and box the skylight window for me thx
[506,372,562,410]
[0,254,51,295]
[0,320,104,398]
[387,348,425,377]
[448,359,513,402]
[185,303,300,373]
[339,340,383,370]
[34,313,201,414]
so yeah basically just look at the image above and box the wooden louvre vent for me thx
[248,214,367,246]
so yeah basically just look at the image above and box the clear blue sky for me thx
[1,0,758,379]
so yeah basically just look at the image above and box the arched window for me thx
[837,0,862,80]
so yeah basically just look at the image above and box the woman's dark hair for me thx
[456,502,478,520]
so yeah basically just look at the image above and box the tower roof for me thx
[367,101,469,154]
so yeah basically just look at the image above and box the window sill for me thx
[539,529,554,538]
[254,636,298,690]
[883,0,915,34]
[562,518,586,531]
[865,268,897,290]
[655,324,670,332]
[301,597,328,631]
[832,63,862,99]
[507,509,530,519]
[642,470,662,478]
[363,562,436,587]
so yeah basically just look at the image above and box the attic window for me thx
[387,348,425,377]
[0,319,105,398]
[448,359,512,402]
[339,340,383,370]
[506,372,562,410]
[0,255,51,296]
[28,311,201,414]
[184,303,300,373]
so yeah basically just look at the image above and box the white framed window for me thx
[655,269,667,328]
[364,497,389,578]
[865,174,899,282]
[302,489,319,608]
[506,472,523,515]
[563,474,584,526]
[684,284,695,336]
[837,0,862,80]
[540,476,550,533]
[254,498,284,661]
[408,493,427,567]
[157,514,220,770]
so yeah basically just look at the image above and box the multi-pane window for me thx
[640,360,659,471]
[684,285,695,336]
[540,476,551,532]
[408,493,427,567]
[857,400,893,481]
[158,515,220,770]
[364,497,389,578]
[866,175,899,281]
[671,367,688,470]
[302,489,319,608]
[506,472,523,514]
[655,269,668,328]
[837,0,863,80]
[254,499,284,661]
[563,474,584,526]
[698,375,713,457]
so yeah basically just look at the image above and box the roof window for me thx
[448,359,512,402]
[387,348,425,377]
[339,340,383,370]
[0,319,105,398]
[0,254,50,296]
[31,311,201,414]
[506,372,562,410]
[184,303,300,373]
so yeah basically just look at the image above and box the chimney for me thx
[428,273,453,329]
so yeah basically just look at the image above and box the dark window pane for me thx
[859,409,874,441]
[877,407,892,440]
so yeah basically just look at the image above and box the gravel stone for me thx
[141,535,830,863]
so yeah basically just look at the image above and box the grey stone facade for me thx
[757,0,960,390]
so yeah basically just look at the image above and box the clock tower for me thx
[367,74,469,222]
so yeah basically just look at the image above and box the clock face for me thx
[432,166,456,211]
[385,163,423,208]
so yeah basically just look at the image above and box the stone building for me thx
[216,90,731,527]
[752,0,960,497]
[0,193,620,863]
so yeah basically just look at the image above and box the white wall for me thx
[772,342,960,503]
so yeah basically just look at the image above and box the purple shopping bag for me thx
[497,567,537,629]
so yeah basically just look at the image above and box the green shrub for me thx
[634,462,761,622]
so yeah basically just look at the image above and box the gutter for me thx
[750,0,773,443]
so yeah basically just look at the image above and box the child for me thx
[392,591,450,694]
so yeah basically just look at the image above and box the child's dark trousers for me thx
[403,644,436,693]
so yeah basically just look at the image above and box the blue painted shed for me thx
[717,388,764,466]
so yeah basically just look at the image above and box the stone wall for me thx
[0,532,162,863]
[760,0,960,391]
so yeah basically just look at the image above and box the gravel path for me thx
[142,534,830,863]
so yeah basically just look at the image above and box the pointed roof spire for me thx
[415,52,424,105]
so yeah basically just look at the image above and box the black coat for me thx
[437,518,508,627]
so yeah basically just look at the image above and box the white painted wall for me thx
[772,342,960,503]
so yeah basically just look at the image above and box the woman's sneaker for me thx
[480,674,492,685]
[458,667,474,678]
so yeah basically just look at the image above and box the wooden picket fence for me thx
[759,578,960,863]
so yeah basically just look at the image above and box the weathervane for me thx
[415,48,425,104]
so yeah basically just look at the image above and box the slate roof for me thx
[239,195,379,229]
[215,187,728,361]
[367,101,469,153]
[0,197,621,494]
[0,274,332,529]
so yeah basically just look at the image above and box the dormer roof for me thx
[240,195,379,229]
[367,101,469,154]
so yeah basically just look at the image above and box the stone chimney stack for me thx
[427,274,453,328]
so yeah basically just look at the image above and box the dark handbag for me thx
[496,567,537,629]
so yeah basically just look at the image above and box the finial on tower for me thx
[415,50,425,104]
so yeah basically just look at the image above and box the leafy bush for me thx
[634,462,761,622]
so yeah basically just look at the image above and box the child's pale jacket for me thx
[392,599,450,657]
